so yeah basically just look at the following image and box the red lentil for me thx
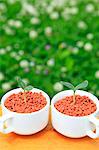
[4,92,47,113]
[54,95,96,117]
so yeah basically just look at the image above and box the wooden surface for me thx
[0,108,99,150]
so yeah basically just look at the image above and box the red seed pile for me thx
[54,95,97,117]
[4,92,47,113]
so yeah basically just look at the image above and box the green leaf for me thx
[74,80,88,91]
[24,85,33,91]
[17,77,26,89]
[60,81,75,90]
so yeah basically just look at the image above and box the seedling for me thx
[17,77,33,103]
[60,80,88,104]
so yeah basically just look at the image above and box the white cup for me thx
[0,88,50,135]
[51,90,99,138]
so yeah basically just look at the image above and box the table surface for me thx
[0,108,99,150]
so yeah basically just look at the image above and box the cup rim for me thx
[51,90,99,119]
[1,88,50,116]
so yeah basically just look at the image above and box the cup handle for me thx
[86,115,99,139]
[0,114,14,134]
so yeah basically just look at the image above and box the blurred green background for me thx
[0,0,99,99]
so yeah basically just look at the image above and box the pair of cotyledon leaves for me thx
[17,77,33,91]
[61,80,88,92]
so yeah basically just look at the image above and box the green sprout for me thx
[17,77,33,103]
[61,80,88,104]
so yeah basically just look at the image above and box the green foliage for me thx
[0,0,99,99]
[24,86,34,91]
[17,77,33,91]
[61,80,88,103]
[74,80,88,91]
[61,82,75,90]
[17,77,26,89]
[61,80,88,92]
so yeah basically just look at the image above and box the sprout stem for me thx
[71,91,76,105]
[23,90,26,103]
[73,92,76,104]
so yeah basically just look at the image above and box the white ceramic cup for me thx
[51,90,99,138]
[0,88,50,135]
